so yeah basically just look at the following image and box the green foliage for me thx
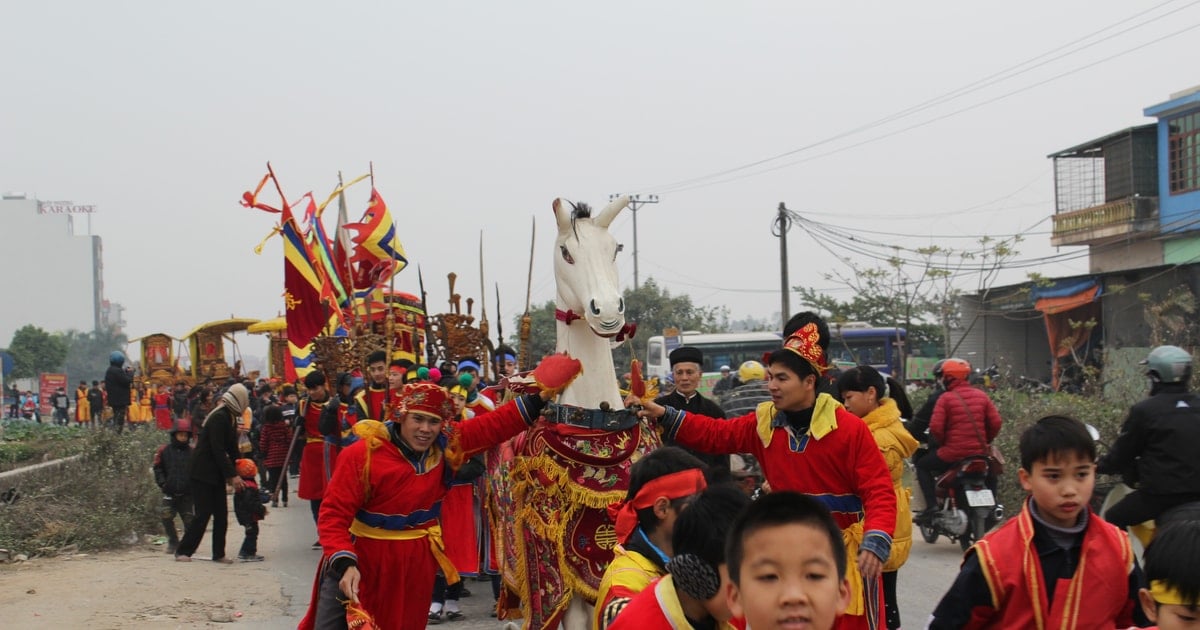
[7,325,69,379]
[0,427,162,554]
[986,390,1126,514]
[510,277,729,372]
[0,420,91,471]
[61,328,129,385]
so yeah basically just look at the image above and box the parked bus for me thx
[644,332,783,394]
[826,323,907,376]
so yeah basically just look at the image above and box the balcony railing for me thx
[1050,196,1158,247]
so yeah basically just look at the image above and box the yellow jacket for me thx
[861,398,919,572]
[593,545,664,630]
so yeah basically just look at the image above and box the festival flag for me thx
[344,188,408,294]
[282,203,329,353]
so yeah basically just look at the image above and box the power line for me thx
[643,10,1200,195]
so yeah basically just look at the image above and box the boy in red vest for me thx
[1136,520,1200,629]
[928,415,1147,628]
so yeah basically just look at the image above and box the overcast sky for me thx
[3,1,1196,358]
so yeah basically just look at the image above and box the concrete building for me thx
[0,193,122,344]
[951,86,1200,390]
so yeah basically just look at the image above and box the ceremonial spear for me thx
[518,217,535,371]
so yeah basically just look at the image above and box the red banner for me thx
[39,373,67,415]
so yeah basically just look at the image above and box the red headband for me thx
[607,469,707,545]
[389,366,406,375]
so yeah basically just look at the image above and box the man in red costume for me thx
[299,380,559,630]
[297,371,331,535]
[354,350,391,421]
[636,321,896,630]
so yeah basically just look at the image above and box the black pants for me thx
[1105,490,1200,528]
[239,521,259,556]
[266,466,288,504]
[882,570,901,629]
[431,575,464,605]
[917,451,953,510]
[310,499,322,523]
[175,480,229,559]
[111,406,127,433]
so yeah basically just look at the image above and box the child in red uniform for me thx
[299,381,559,630]
[636,321,895,630]
[1137,520,1200,629]
[153,384,173,430]
[927,415,1147,628]
[725,491,852,630]
[608,484,750,630]
[595,447,710,630]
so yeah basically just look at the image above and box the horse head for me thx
[552,196,627,338]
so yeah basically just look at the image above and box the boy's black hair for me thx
[303,371,327,389]
[836,365,914,419]
[783,311,830,351]
[725,491,846,585]
[263,405,283,424]
[1144,520,1200,608]
[672,484,750,568]
[626,446,708,534]
[1018,415,1096,472]
[366,350,388,366]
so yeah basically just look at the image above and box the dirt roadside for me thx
[0,543,290,629]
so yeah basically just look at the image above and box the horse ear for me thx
[595,195,628,229]
[553,198,572,231]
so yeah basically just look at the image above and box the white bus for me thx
[644,332,783,394]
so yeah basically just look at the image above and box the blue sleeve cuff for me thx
[515,394,542,425]
[861,530,892,563]
[659,406,686,441]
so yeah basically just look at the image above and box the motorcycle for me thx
[1090,424,1200,562]
[917,455,1003,551]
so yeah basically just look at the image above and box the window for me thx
[1169,111,1200,194]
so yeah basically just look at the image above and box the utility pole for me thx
[609,193,659,289]
[774,203,793,330]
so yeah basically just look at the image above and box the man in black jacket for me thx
[174,383,248,563]
[104,351,133,433]
[654,346,729,479]
[1098,345,1200,527]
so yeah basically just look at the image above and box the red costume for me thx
[657,324,896,630]
[153,392,173,430]
[354,384,389,421]
[297,397,330,501]
[299,386,543,630]
[608,575,742,630]
[964,501,1137,629]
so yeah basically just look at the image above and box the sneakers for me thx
[428,611,444,624]
[444,611,465,621]
[271,500,279,508]
[238,554,265,562]
[311,540,322,550]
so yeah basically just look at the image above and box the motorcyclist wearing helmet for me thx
[720,360,771,417]
[916,358,1003,521]
[1097,345,1200,527]
[103,350,134,433]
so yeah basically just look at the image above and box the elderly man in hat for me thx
[654,346,729,478]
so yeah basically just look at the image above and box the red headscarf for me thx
[607,469,707,545]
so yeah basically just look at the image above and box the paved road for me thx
[258,483,967,629]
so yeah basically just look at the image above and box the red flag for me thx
[282,204,328,350]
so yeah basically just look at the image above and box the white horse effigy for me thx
[489,196,661,630]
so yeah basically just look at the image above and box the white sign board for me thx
[38,202,97,214]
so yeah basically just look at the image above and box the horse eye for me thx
[560,245,575,264]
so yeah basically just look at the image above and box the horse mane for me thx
[568,201,592,241]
